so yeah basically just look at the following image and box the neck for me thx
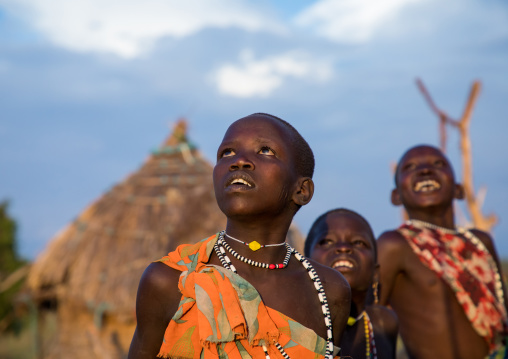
[406,206,455,230]
[225,217,292,246]
[350,291,367,317]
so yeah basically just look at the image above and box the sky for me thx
[1,0,507,260]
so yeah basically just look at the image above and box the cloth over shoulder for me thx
[397,223,508,355]
[156,234,337,359]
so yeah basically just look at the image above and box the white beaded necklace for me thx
[407,219,505,308]
[406,219,458,234]
[214,231,334,359]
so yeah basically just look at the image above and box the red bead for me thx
[269,264,275,269]
[278,264,283,268]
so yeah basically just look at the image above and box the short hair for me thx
[393,144,453,186]
[304,208,377,260]
[251,113,315,179]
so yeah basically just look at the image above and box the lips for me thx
[332,259,355,270]
[413,179,441,193]
[225,174,255,189]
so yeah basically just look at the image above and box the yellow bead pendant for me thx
[248,241,262,251]
[347,316,357,326]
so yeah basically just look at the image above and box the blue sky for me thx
[1,0,507,260]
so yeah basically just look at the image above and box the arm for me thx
[376,230,407,306]
[128,262,182,359]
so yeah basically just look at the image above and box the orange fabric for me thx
[156,234,335,359]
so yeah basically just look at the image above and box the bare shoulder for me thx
[128,262,183,359]
[307,258,351,342]
[367,304,399,337]
[309,258,351,300]
[136,262,183,319]
[377,229,407,249]
[469,228,498,258]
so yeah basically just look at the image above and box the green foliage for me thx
[0,201,23,275]
[0,200,26,334]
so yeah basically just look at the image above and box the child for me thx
[128,113,351,359]
[378,144,508,359]
[306,208,399,359]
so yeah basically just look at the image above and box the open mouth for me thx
[332,260,354,270]
[226,176,254,188]
[414,179,441,192]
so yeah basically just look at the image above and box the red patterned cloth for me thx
[397,223,508,353]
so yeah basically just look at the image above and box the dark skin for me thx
[128,114,351,359]
[308,212,398,359]
[378,145,508,359]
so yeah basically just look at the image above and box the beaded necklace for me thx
[221,236,291,269]
[406,219,457,234]
[407,219,505,308]
[225,232,286,252]
[347,311,377,359]
[214,231,334,359]
[363,312,377,359]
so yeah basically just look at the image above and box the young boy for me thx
[378,144,508,359]
[128,113,351,359]
[306,208,399,359]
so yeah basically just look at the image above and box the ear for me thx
[293,177,314,206]
[454,183,465,200]
[391,188,402,206]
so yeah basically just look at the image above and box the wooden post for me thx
[416,78,498,232]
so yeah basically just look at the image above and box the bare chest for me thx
[391,252,488,358]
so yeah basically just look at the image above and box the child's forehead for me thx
[325,212,372,233]
[400,145,448,163]
[223,115,293,144]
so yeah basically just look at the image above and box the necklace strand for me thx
[406,219,458,234]
[214,231,334,359]
[407,219,505,308]
[220,237,291,269]
[225,232,286,252]
[364,312,377,359]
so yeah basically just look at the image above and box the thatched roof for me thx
[27,119,227,320]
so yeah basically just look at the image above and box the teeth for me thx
[231,178,252,187]
[414,180,441,192]
[332,260,354,269]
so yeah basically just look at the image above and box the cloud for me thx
[294,0,424,43]
[212,49,333,98]
[0,0,282,58]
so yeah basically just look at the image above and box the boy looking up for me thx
[306,208,399,359]
[378,144,508,359]
[128,113,351,359]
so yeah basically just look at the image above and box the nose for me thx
[416,163,433,175]
[230,154,254,171]
[335,242,352,254]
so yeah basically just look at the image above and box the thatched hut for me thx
[27,119,305,359]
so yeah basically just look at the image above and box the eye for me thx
[317,238,333,247]
[352,237,367,247]
[402,162,416,171]
[434,159,445,167]
[258,146,275,156]
[220,148,235,158]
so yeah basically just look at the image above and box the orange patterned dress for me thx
[156,234,338,359]
[398,223,508,355]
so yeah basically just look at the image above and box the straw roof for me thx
[27,119,227,320]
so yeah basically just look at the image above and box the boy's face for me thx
[309,212,376,291]
[393,146,462,210]
[213,114,302,219]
